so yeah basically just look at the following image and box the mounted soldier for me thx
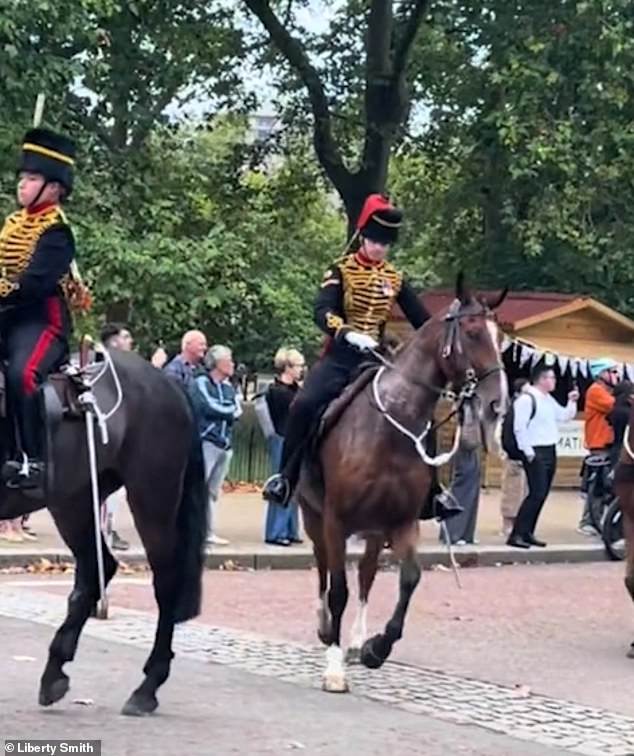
[263,193,448,508]
[0,128,77,491]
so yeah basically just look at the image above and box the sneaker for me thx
[576,525,599,537]
[111,531,130,551]
[0,530,23,543]
[206,534,230,546]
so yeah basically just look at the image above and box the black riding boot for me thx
[3,391,46,494]
[263,406,312,506]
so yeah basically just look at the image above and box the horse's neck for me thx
[379,335,445,423]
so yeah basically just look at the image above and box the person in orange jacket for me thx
[585,358,620,453]
[579,358,620,535]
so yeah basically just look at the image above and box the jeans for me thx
[202,441,233,536]
[264,434,300,542]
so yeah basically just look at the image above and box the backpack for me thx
[501,393,537,461]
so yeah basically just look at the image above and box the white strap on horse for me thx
[75,346,124,620]
[623,425,634,462]
[372,366,463,589]
[76,346,124,445]
[372,367,462,467]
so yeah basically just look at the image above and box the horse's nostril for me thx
[490,400,502,416]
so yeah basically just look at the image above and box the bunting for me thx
[502,336,634,382]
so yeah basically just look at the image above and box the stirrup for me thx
[433,489,463,521]
[263,473,291,506]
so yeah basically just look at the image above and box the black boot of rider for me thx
[2,457,45,494]
[432,489,464,521]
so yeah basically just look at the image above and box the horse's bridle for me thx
[369,297,505,467]
[440,298,505,400]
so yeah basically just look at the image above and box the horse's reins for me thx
[368,300,504,589]
[369,300,504,468]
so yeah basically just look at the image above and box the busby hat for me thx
[356,193,402,244]
[19,128,76,195]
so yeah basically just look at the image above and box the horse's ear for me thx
[484,286,509,311]
[455,271,467,303]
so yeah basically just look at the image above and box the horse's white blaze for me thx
[323,644,348,692]
[487,319,508,409]
[349,601,368,650]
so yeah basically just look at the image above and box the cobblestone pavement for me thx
[0,617,569,756]
[16,561,634,714]
[1,565,634,756]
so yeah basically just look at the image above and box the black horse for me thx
[0,349,207,716]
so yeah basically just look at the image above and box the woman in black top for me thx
[263,348,305,545]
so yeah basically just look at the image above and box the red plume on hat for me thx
[355,193,402,244]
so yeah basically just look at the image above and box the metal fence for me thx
[227,402,271,484]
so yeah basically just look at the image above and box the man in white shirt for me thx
[508,365,579,549]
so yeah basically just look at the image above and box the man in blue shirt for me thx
[164,329,207,389]
[190,345,242,546]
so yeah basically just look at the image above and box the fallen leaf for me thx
[72,698,94,706]
[286,742,305,750]
[13,655,36,662]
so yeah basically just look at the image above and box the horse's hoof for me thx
[121,692,159,717]
[322,674,349,693]
[360,636,385,669]
[627,644,634,659]
[317,629,331,647]
[345,647,361,664]
[39,675,70,707]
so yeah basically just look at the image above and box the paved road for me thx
[1,562,634,755]
[0,617,562,756]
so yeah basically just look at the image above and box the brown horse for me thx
[296,275,508,692]
[613,412,634,658]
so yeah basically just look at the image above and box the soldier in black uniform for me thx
[263,193,431,506]
[0,128,77,490]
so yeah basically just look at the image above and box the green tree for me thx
[397,0,634,311]
[244,0,431,226]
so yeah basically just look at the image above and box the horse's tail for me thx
[173,415,208,624]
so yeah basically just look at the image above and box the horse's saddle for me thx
[0,363,86,423]
[317,364,380,443]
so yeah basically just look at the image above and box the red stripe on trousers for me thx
[22,298,63,396]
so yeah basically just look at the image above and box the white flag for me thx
[569,360,578,378]
[501,336,512,353]
[558,355,569,374]
[578,360,589,378]
[530,350,544,367]
[520,345,534,367]
[544,352,556,367]
[626,364,634,382]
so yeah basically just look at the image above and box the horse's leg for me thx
[621,490,634,658]
[121,478,181,716]
[346,534,382,663]
[40,499,118,706]
[361,524,421,670]
[302,507,331,645]
[322,506,349,693]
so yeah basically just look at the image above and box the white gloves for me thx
[344,331,378,351]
